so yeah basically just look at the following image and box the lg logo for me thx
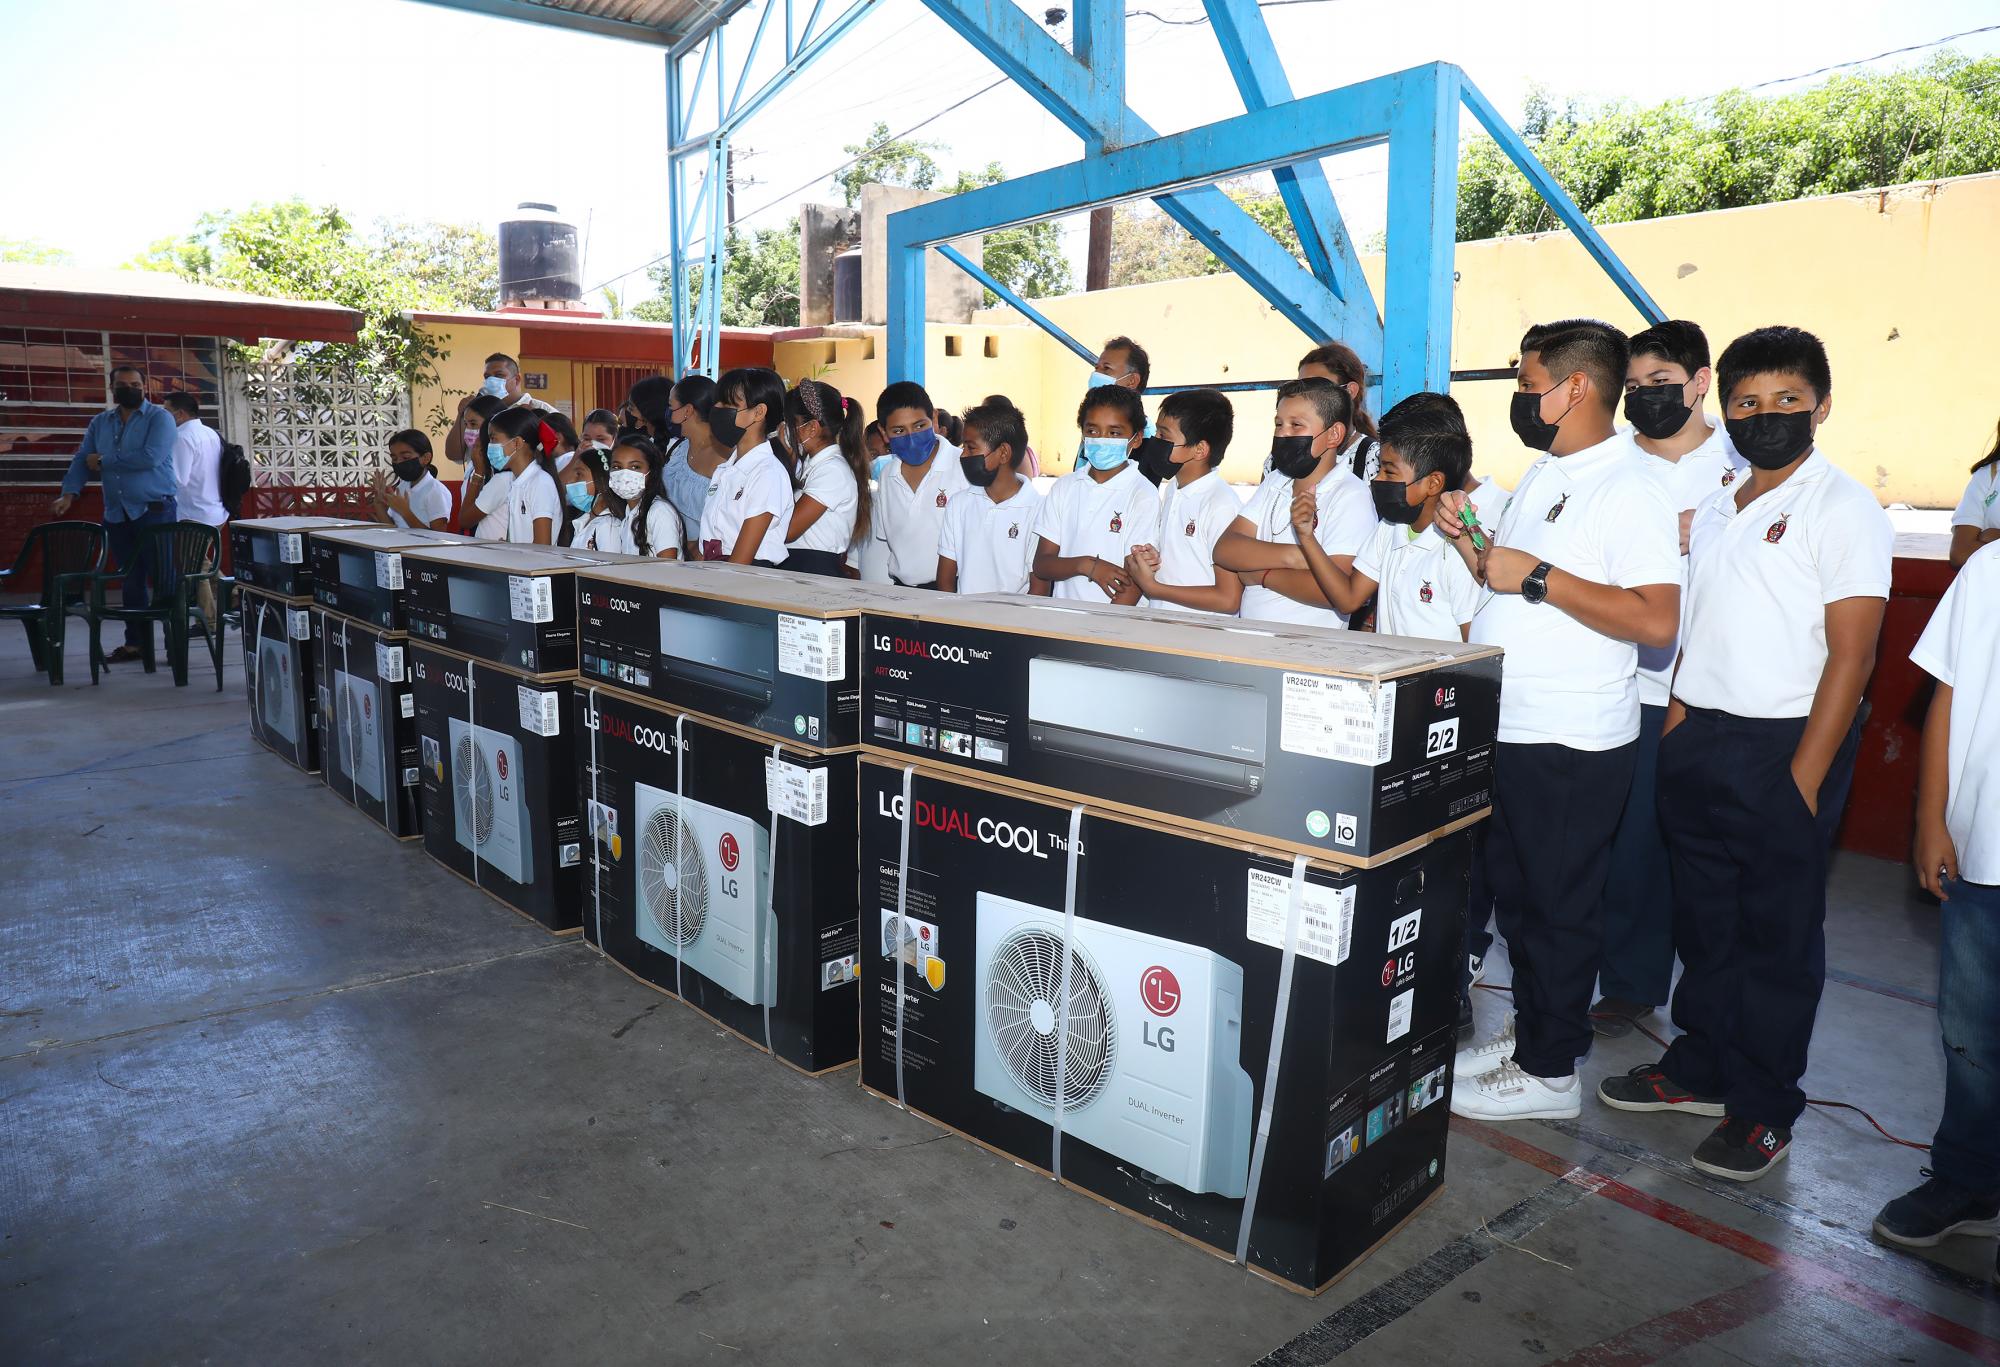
[1141,965,1179,1054]
[718,832,740,872]
[495,750,509,780]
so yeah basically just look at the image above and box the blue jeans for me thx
[1933,877,2000,1200]
[105,498,177,648]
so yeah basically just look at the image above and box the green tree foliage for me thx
[945,163,1073,302]
[634,220,803,329]
[1107,177,1300,285]
[1457,53,2000,241]
[134,200,498,392]
[835,121,941,207]
[0,238,71,265]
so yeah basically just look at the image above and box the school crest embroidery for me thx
[1765,513,1790,544]
[1545,493,1569,523]
[1109,513,1123,533]
[1419,580,1434,603]
[733,488,743,501]
[1007,523,1020,540]
[935,492,948,508]
[1184,520,1197,537]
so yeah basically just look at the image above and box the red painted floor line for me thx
[1451,1117,2000,1366]
[1540,1273,1791,1367]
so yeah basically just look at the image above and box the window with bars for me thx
[0,329,225,484]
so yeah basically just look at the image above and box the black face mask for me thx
[392,458,425,485]
[1371,478,1422,526]
[1269,435,1320,480]
[960,453,998,488]
[1509,388,1569,451]
[659,418,682,445]
[1624,383,1693,441]
[1726,411,1815,470]
[1134,436,1177,486]
[112,385,143,409]
[708,405,745,448]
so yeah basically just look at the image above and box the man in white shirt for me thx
[1596,327,1891,1182]
[1125,389,1245,616]
[872,381,966,589]
[445,352,555,466]
[1875,543,2000,1258]
[1032,384,1162,602]
[1437,319,1681,1125]
[1592,320,1747,1037]
[162,394,226,527]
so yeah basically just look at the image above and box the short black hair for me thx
[543,409,579,451]
[110,364,145,381]
[963,394,1029,468]
[1627,319,1710,377]
[1378,391,1471,491]
[877,380,935,424]
[583,407,619,434]
[1519,318,1629,414]
[484,353,520,373]
[161,392,201,418]
[1100,335,1150,388]
[465,393,504,421]
[1077,383,1146,434]
[1275,375,1354,434]
[1157,388,1233,464]
[1716,326,1833,406]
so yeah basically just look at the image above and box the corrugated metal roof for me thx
[0,264,364,343]
[407,0,741,47]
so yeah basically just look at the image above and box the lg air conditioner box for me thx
[1025,656,1268,794]
[972,891,1255,1199]
[254,602,299,746]
[447,718,533,884]
[632,782,775,1004]
[657,606,776,709]
[334,669,385,803]
[446,572,514,660]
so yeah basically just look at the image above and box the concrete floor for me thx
[2,624,1997,1367]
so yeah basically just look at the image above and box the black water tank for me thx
[833,249,863,323]
[499,203,581,304]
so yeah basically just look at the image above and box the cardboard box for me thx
[858,758,1468,1293]
[575,561,931,749]
[576,686,862,1074]
[409,642,583,932]
[404,543,635,678]
[315,610,424,839]
[241,586,319,773]
[229,517,373,599]
[310,526,468,633]
[860,595,1501,865]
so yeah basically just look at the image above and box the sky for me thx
[5,0,1998,311]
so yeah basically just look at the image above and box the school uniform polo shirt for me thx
[700,440,793,563]
[390,473,454,530]
[1470,431,1679,750]
[788,449,860,555]
[1632,423,1745,706]
[874,441,967,585]
[1673,450,1893,719]
[1911,543,2000,884]
[1148,469,1243,611]
[1036,462,1163,603]
[472,469,513,540]
[1951,464,2000,534]
[506,462,562,544]
[939,483,1044,595]
[1352,519,1481,642]
[1236,467,1377,629]
[620,497,684,558]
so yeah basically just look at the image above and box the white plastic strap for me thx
[588,685,603,950]
[761,741,781,1054]
[466,659,480,890]
[1051,803,1084,1185]
[892,764,915,1111]
[1235,852,1307,1267]
[246,596,263,732]
[672,714,687,1001]
[339,624,358,798]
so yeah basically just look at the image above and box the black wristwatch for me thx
[1521,561,1554,604]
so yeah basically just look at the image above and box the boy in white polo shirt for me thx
[1032,385,1161,603]
[936,395,1045,595]
[1592,320,1747,1037]
[1598,326,1891,1181]
[1293,391,1479,641]
[872,380,966,589]
[1437,318,1681,1124]
[1874,543,2000,1265]
[1124,388,1244,616]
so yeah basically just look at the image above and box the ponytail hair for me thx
[490,405,561,482]
[1298,340,1378,441]
[786,378,872,540]
[1975,417,2000,474]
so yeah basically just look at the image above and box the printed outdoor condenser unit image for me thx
[1025,657,1268,793]
[972,891,1255,1198]
[254,601,298,745]
[657,606,775,706]
[446,718,533,883]
[632,783,775,1004]
[333,670,384,802]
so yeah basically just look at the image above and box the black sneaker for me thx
[1871,1171,2000,1249]
[1597,1063,1725,1117]
[1691,1117,1790,1182]
[1589,995,1656,1040]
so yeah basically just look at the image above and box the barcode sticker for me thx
[764,757,829,827]
[375,642,405,682]
[1244,867,1354,966]
[1280,673,1396,767]
[374,551,404,589]
[517,685,562,737]
[399,693,415,719]
[287,607,310,640]
[279,532,303,564]
[777,614,844,682]
[508,574,554,624]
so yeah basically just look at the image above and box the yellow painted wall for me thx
[775,172,2000,504]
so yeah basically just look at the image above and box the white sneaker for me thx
[1468,953,1485,986]
[1454,1013,1515,1078]
[1449,1060,1582,1122]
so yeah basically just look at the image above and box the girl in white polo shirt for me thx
[1031,384,1162,603]
[1124,388,1245,616]
[937,395,1045,595]
[700,367,794,567]
[1597,327,1892,1183]
[488,407,563,546]
[782,378,869,578]
[606,436,681,558]
[1948,428,2000,569]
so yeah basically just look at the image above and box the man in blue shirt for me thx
[52,364,180,662]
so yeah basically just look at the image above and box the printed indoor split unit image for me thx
[656,606,776,706]
[632,783,776,1005]
[447,718,533,884]
[333,670,385,802]
[1025,657,1268,794]
[972,891,1256,1198]
[253,601,298,745]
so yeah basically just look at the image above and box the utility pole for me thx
[1086,205,1112,291]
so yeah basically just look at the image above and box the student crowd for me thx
[356,317,1998,1268]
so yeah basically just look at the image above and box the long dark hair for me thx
[1975,417,2000,474]
[558,444,612,548]
[717,366,792,468]
[785,378,871,540]
[1298,340,1378,441]
[612,435,671,556]
[490,406,561,482]
[461,393,503,466]
[666,373,718,451]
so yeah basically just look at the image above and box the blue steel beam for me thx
[1459,75,1666,325]
[935,244,1098,366]
[672,0,882,151]
[1381,63,1460,401]
[919,0,1135,145]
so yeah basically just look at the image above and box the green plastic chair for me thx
[0,521,109,686]
[89,521,227,689]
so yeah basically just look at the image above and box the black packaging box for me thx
[859,759,1469,1293]
[241,586,319,773]
[310,526,468,633]
[229,517,373,599]
[404,544,638,679]
[576,686,861,1074]
[860,595,1501,865]
[409,642,584,933]
[315,610,424,839]
[575,561,931,749]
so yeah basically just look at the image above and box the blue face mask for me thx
[869,454,895,483]
[487,442,509,471]
[1087,370,1119,390]
[888,430,939,466]
[481,375,508,398]
[1080,436,1130,471]
[564,482,594,513]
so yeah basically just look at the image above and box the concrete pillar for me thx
[859,185,984,326]
[799,203,860,327]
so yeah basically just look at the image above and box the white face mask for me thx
[607,469,647,502]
